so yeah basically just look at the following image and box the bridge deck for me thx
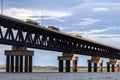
[0,14,120,59]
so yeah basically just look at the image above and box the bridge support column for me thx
[88,61,92,72]
[116,62,119,72]
[15,56,19,72]
[88,56,103,72]
[73,58,78,72]
[59,60,63,72]
[11,56,14,72]
[99,60,103,72]
[58,52,78,72]
[29,56,33,72]
[107,59,119,72]
[6,55,10,72]
[94,63,97,72]
[107,62,110,72]
[5,46,34,72]
[25,56,28,72]
[66,60,70,72]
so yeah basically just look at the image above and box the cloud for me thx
[86,34,120,38]
[3,8,71,22]
[69,27,120,33]
[72,2,120,13]
[66,27,120,38]
[86,35,120,48]
[92,8,109,12]
[73,18,100,26]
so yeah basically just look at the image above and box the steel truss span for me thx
[0,14,120,59]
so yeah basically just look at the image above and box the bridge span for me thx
[0,14,120,72]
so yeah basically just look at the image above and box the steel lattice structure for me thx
[0,14,120,59]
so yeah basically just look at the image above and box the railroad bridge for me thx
[0,14,120,72]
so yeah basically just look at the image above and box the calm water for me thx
[0,72,119,80]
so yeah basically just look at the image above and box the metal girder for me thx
[0,15,120,59]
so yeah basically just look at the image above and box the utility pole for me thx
[41,9,43,26]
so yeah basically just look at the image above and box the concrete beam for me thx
[5,50,34,56]
[88,59,102,63]
[91,56,100,60]
[62,52,73,57]
[58,56,78,60]
[88,56,103,72]
[109,59,117,64]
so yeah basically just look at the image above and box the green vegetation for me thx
[33,66,109,72]
[0,65,109,72]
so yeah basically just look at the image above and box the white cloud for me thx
[66,27,120,48]
[67,27,120,34]
[85,35,120,48]
[74,18,100,26]
[4,8,71,22]
[92,8,109,12]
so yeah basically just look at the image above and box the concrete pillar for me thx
[88,56,103,72]
[88,60,92,72]
[73,60,77,72]
[107,62,110,72]
[66,60,70,72]
[99,63,103,72]
[15,56,19,72]
[5,46,34,72]
[29,56,32,72]
[112,64,115,72]
[11,56,14,72]
[116,62,119,72]
[94,63,97,72]
[6,55,10,72]
[59,60,63,72]
[25,56,28,72]
[20,56,23,72]
[99,60,103,72]
[58,52,78,72]
[107,59,119,72]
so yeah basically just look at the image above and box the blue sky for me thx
[0,0,120,67]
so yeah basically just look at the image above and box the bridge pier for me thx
[58,52,78,72]
[5,46,34,72]
[88,56,103,72]
[107,59,119,72]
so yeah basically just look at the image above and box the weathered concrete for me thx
[5,46,34,72]
[88,56,103,72]
[107,59,120,72]
[58,52,78,72]
[0,72,120,80]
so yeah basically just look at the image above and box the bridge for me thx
[0,14,120,72]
